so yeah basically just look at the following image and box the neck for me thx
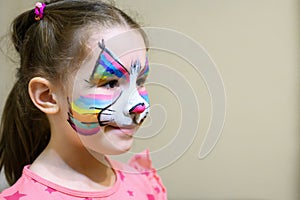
[30,130,116,191]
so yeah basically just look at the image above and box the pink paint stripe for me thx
[138,89,148,96]
[82,93,116,100]
[103,51,129,78]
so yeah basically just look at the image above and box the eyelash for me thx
[136,77,146,87]
[86,76,147,89]
[99,80,119,89]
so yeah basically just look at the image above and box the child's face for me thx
[67,27,149,155]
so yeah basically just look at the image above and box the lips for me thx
[106,125,137,137]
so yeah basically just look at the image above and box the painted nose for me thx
[129,103,146,114]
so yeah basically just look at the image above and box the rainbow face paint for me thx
[67,93,119,135]
[90,41,130,84]
[68,40,150,135]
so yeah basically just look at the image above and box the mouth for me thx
[105,124,137,137]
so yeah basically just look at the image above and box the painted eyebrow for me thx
[90,40,130,82]
[138,56,149,77]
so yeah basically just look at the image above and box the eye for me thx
[137,77,147,87]
[99,80,119,89]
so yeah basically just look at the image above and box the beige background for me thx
[0,0,299,200]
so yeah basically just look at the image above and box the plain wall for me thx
[0,1,299,199]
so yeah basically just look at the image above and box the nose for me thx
[129,103,146,114]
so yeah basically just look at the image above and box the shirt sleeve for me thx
[128,149,167,200]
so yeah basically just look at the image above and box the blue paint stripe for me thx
[99,54,125,78]
[71,116,99,129]
[141,94,149,103]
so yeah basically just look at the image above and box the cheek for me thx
[77,93,115,108]
[138,87,150,104]
[67,93,116,135]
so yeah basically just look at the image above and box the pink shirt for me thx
[0,150,167,200]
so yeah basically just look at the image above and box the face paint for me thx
[67,93,118,135]
[89,40,130,85]
[137,57,150,104]
[68,40,150,136]
[139,56,149,77]
[138,88,149,104]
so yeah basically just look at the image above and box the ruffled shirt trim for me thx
[128,149,167,200]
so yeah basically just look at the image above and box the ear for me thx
[28,77,60,114]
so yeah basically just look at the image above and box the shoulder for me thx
[110,149,167,199]
[0,166,41,199]
[0,166,61,200]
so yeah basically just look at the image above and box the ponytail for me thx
[0,80,50,185]
[0,0,147,186]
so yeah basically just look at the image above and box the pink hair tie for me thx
[34,2,46,21]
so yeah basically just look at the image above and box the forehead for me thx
[86,27,147,68]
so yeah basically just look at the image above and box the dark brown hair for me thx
[0,0,146,185]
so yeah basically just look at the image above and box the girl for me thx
[0,0,167,199]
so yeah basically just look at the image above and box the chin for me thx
[78,125,137,156]
[83,143,133,159]
[107,140,134,155]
